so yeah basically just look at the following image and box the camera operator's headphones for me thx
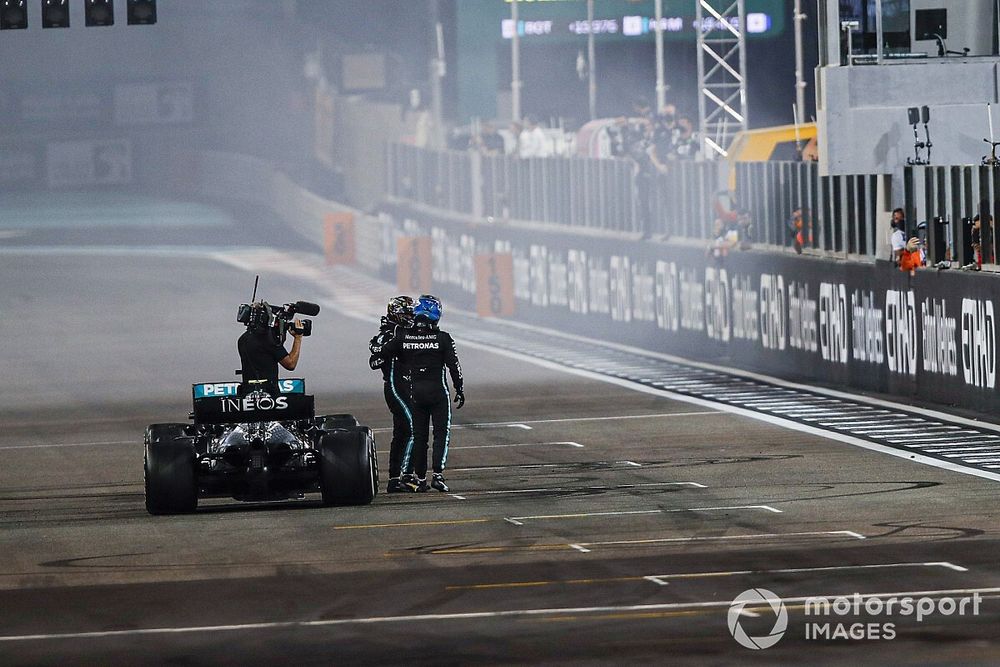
[247,301,273,332]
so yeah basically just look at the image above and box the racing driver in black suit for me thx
[369,295,415,493]
[384,294,464,492]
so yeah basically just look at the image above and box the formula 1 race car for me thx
[143,379,378,514]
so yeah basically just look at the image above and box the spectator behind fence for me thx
[889,207,907,265]
[468,122,504,155]
[899,236,924,275]
[518,115,552,158]
[788,208,812,254]
[707,218,740,263]
[971,214,994,268]
[671,117,699,160]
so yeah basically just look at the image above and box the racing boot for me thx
[431,473,449,492]
[401,473,421,493]
[412,477,430,492]
[386,477,407,493]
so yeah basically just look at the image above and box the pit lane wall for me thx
[379,201,1000,414]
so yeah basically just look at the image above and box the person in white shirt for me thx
[518,115,552,158]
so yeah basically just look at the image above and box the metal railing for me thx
[905,165,1000,266]
[387,143,719,239]
[736,161,886,257]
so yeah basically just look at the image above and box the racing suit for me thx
[385,322,463,478]
[369,317,412,480]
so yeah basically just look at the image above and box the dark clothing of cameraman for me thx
[369,317,412,480]
[385,325,464,478]
[238,330,290,390]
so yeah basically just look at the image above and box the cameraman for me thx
[238,302,304,391]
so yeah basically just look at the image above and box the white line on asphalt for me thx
[448,494,466,501]
[569,544,591,553]
[14,584,999,642]
[641,561,968,580]
[372,411,720,433]
[505,505,781,523]
[450,441,584,450]
[0,440,135,450]
[454,423,533,431]
[447,461,641,473]
[462,482,705,496]
[576,530,866,548]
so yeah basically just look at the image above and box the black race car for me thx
[143,378,377,514]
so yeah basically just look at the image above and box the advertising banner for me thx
[475,252,515,317]
[324,212,356,265]
[382,203,1000,413]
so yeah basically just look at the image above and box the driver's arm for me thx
[279,320,304,370]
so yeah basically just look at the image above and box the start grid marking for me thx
[216,254,1000,483]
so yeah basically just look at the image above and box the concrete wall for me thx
[817,58,1000,176]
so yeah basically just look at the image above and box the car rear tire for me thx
[316,413,360,431]
[319,427,378,506]
[144,423,198,515]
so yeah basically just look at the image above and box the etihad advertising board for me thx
[382,204,999,412]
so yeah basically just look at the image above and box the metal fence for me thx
[905,165,1000,266]
[386,143,719,239]
[735,161,886,257]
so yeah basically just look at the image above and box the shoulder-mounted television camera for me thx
[236,276,320,337]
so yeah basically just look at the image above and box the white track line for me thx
[576,530,866,548]
[450,441,583,450]
[643,561,968,582]
[369,411,719,433]
[10,584,996,642]
[505,505,782,523]
[461,482,705,496]
[447,461,640,473]
[0,440,135,450]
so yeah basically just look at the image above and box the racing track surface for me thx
[2,209,1000,665]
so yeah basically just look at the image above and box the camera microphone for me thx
[292,301,321,317]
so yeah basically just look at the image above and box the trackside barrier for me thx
[378,200,1000,414]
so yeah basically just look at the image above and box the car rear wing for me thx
[191,379,314,425]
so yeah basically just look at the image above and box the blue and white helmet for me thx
[413,294,442,323]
